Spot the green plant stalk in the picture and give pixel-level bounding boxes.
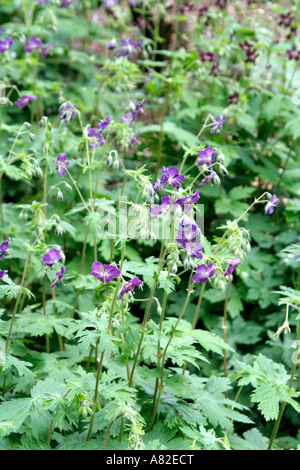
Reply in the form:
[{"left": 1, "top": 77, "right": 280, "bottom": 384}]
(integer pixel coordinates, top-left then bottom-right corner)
[
  {"left": 148, "top": 281, "right": 194, "bottom": 430},
  {"left": 223, "top": 277, "right": 232, "bottom": 398},
  {"left": 267, "top": 318, "right": 300, "bottom": 450},
  {"left": 182, "top": 283, "right": 206, "bottom": 375}
]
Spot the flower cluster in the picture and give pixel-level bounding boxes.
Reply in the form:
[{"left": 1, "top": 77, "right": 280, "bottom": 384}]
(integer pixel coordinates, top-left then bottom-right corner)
[
  {"left": 239, "top": 40, "right": 259, "bottom": 64},
  {"left": 87, "top": 116, "right": 111, "bottom": 149},
  {"left": 120, "top": 99, "right": 146, "bottom": 127},
  {"left": 25, "top": 37, "right": 53, "bottom": 58},
  {"left": 199, "top": 51, "right": 220, "bottom": 76},
  {"left": 107, "top": 37, "right": 143, "bottom": 57},
  {"left": 0, "top": 237, "right": 11, "bottom": 281},
  {"left": 59, "top": 101, "right": 78, "bottom": 123}
]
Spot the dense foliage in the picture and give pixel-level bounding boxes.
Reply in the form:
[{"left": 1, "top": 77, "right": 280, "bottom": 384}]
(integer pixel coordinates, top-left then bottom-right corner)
[{"left": 0, "top": 0, "right": 299, "bottom": 451}]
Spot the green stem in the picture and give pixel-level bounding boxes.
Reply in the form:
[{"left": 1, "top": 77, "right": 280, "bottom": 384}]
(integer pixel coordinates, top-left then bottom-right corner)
[{"left": 267, "top": 318, "right": 300, "bottom": 450}]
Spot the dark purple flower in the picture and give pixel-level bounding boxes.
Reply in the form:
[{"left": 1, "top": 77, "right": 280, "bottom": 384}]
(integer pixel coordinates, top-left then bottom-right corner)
[
  {"left": 91, "top": 261, "right": 121, "bottom": 283},
  {"left": 264, "top": 194, "right": 280, "bottom": 215},
  {"left": 59, "top": 101, "right": 78, "bottom": 123},
  {"left": 55, "top": 153, "right": 69, "bottom": 176},
  {"left": 199, "top": 51, "right": 217, "bottom": 63},
  {"left": 224, "top": 258, "right": 242, "bottom": 276},
  {"left": 15, "top": 95, "right": 36, "bottom": 109},
  {"left": 51, "top": 265, "right": 66, "bottom": 288},
  {"left": 107, "top": 38, "right": 118, "bottom": 50},
  {"left": 0, "top": 270, "right": 8, "bottom": 280},
  {"left": 239, "top": 41, "right": 259, "bottom": 63},
  {"left": 197, "top": 147, "right": 216, "bottom": 166},
  {"left": 210, "top": 115, "right": 226, "bottom": 134},
  {"left": 0, "top": 237, "right": 11, "bottom": 261},
  {"left": 161, "top": 166, "right": 185, "bottom": 188},
  {"left": 228, "top": 92, "right": 239, "bottom": 105},
  {"left": 279, "top": 12, "right": 293, "bottom": 28},
  {"left": 25, "top": 37, "right": 43, "bottom": 53},
  {"left": 60, "top": 0, "right": 73, "bottom": 5},
  {"left": 287, "top": 45, "right": 300, "bottom": 61},
  {"left": 119, "top": 277, "right": 143, "bottom": 299},
  {"left": 0, "top": 36, "right": 14, "bottom": 54},
  {"left": 215, "top": 0, "right": 227, "bottom": 10},
  {"left": 43, "top": 248, "right": 62, "bottom": 267},
  {"left": 193, "top": 262, "right": 216, "bottom": 283},
  {"left": 117, "top": 37, "right": 143, "bottom": 57}
]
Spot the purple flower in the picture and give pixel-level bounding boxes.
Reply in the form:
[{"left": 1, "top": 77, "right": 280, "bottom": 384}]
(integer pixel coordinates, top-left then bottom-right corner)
[
  {"left": 59, "top": 101, "right": 78, "bottom": 123},
  {"left": 192, "top": 262, "right": 216, "bottom": 283},
  {"left": 198, "top": 167, "right": 215, "bottom": 187},
  {"left": 0, "top": 270, "right": 8, "bottom": 280},
  {"left": 42, "top": 248, "right": 62, "bottom": 267},
  {"left": 184, "top": 242, "right": 204, "bottom": 259},
  {"left": 150, "top": 195, "right": 172, "bottom": 218},
  {"left": 107, "top": 38, "right": 118, "bottom": 50},
  {"left": 210, "top": 115, "right": 226, "bottom": 134},
  {"left": 117, "top": 38, "right": 143, "bottom": 57},
  {"left": 15, "top": 95, "right": 36, "bottom": 109},
  {"left": 176, "top": 219, "right": 200, "bottom": 246},
  {"left": 287, "top": 45, "right": 300, "bottom": 61},
  {"left": 91, "top": 261, "right": 121, "bottom": 283},
  {"left": 239, "top": 41, "right": 259, "bottom": 63},
  {"left": 55, "top": 153, "right": 69, "bottom": 176},
  {"left": 161, "top": 166, "right": 185, "bottom": 188},
  {"left": 264, "top": 194, "right": 280, "bottom": 215},
  {"left": 224, "top": 258, "right": 242, "bottom": 276},
  {"left": 228, "top": 92, "right": 239, "bottom": 105},
  {"left": 0, "top": 36, "right": 14, "bottom": 54},
  {"left": 174, "top": 190, "right": 200, "bottom": 213},
  {"left": 199, "top": 51, "right": 217, "bottom": 63},
  {"left": 279, "top": 12, "right": 293, "bottom": 28},
  {"left": 0, "top": 237, "right": 11, "bottom": 261},
  {"left": 119, "top": 277, "right": 143, "bottom": 299},
  {"left": 41, "top": 43, "right": 53, "bottom": 59},
  {"left": 25, "top": 37, "right": 43, "bottom": 52},
  {"left": 103, "top": 0, "right": 118, "bottom": 9},
  {"left": 197, "top": 147, "right": 216, "bottom": 166},
  {"left": 120, "top": 99, "right": 146, "bottom": 127},
  {"left": 60, "top": 0, "right": 73, "bottom": 6},
  {"left": 51, "top": 265, "right": 66, "bottom": 288}
]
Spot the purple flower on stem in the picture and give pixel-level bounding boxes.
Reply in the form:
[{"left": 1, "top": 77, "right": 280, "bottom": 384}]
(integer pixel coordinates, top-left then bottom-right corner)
[
  {"left": 41, "top": 43, "right": 53, "bottom": 59},
  {"left": 0, "top": 270, "right": 8, "bottom": 280},
  {"left": 176, "top": 220, "right": 200, "bottom": 246},
  {"left": 193, "top": 262, "right": 216, "bottom": 283},
  {"left": 150, "top": 195, "right": 172, "bottom": 219},
  {"left": 15, "top": 95, "right": 36, "bottom": 109},
  {"left": 224, "top": 258, "right": 242, "bottom": 276},
  {"left": 264, "top": 194, "right": 280, "bottom": 215},
  {"left": 120, "top": 99, "right": 146, "bottom": 127},
  {"left": 0, "top": 237, "right": 11, "bottom": 260},
  {"left": 107, "top": 38, "right": 118, "bottom": 50},
  {"left": 184, "top": 242, "right": 204, "bottom": 259},
  {"left": 161, "top": 166, "right": 185, "bottom": 188},
  {"left": 59, "top": 101, "right": 78, "bottom": 123},
  {"left": 55, "top": 153, "right": 69, "bottom": 176},
  {"left": 91, "top": 261, "right": 121, "bottom": 283},
  {"left": 51, "top": 265, "right": 66, "bottom": 288},
  {"left": 60, "top": 0, "right": 73, "bottom": 6},
  {"left": 287, "top": 45, "right": 300, "bottom": 61},
  {"left": 0, "top": 36, "right": 14, "bottom": 54},
  {"left": 119, "top": 277, "right": 143, "bottom": 300},
  {"left": 42, "top": 248, "right": 62, "bottom": 267},
  {"left": 197, "top": 147, "right": 216, "bottom": 166},
  {"left": 174, "top": 190, "right": 200, "bottom": 213},
  {"left": 198, "top": 167, "right": 215, "bottom": 187},
  {"left": 210, "top": 115, "right": 226, "bottom": 134},
  {"left": 25, "top": 37, "right": 43, "bottom": 52}
]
